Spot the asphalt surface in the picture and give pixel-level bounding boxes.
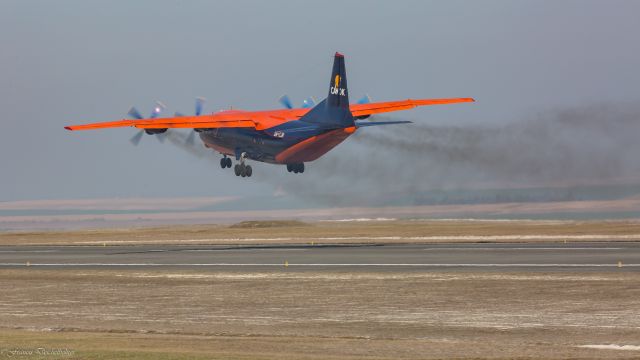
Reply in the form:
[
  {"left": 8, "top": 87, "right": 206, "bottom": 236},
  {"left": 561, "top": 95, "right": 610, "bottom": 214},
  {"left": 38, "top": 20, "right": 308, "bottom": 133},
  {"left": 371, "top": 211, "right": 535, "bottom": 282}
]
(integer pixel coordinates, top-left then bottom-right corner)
[{"left": 1, "top": 242, "right": 639, "bottom": 271}]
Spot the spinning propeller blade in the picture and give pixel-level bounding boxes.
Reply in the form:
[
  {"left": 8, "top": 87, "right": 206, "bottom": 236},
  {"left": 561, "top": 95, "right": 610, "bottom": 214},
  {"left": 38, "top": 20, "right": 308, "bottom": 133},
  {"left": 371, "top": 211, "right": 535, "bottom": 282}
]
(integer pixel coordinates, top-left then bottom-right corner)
[
  {"left": 174, "top": 97, "right": 206, "bottom": 147},
  {"left": 278, "top": 94, "right": 293, "bottom": 109},
  {"left": 150, "top": 101, "right": 166, "bottom": 118},
  {"left": 128, "top": 101, "right": 166, "bottom": 146},
  {"left": 356, "top": 94, "right": 372, "bottom": 104},
  {"left": 195, "top": 97, "right": 206, "bottom": 116},
  {"left": 129, "top": 130, "right": 144, "bottom": 146},
  {"left": 302, "top": 97, "right": 316, "bottom": 108},
  {"left": 127, "top": 107, "right": 143, "bottom": 120}
]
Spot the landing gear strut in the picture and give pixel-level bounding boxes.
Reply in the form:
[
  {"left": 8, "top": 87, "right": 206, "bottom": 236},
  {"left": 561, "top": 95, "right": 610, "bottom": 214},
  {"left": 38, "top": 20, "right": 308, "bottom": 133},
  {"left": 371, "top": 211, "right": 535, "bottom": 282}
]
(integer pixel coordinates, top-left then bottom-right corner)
[
  {"left": 233, "top": 152, "right": 252, "bottom": 177},
  {"left": 286, "top": 163, "right": 305, "bottom": 174},
  {"left": 219, "top": 155, "right": 232, "bottom": 169}
]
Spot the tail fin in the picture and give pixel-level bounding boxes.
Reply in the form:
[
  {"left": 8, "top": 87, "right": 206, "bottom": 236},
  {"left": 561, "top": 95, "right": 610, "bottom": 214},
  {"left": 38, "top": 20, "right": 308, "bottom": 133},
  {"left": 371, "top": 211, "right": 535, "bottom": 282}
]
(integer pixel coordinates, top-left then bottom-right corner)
[
  {"left": 300, "top": 52, "right": 354, "bottom": 128},
  {"left": 327, "top": 52, "right": 349, "bottom": 108}
]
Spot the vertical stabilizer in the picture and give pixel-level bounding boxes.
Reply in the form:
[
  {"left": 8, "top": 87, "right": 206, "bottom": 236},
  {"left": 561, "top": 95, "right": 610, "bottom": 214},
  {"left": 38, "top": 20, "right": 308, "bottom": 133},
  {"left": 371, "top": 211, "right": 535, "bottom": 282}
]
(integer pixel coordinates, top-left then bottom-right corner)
[
  {"left": 327, "top": 52, "right": 349, "bottom": 108},
  {"left": 300, "top": 52, "right": 354, "bottom": 128}
]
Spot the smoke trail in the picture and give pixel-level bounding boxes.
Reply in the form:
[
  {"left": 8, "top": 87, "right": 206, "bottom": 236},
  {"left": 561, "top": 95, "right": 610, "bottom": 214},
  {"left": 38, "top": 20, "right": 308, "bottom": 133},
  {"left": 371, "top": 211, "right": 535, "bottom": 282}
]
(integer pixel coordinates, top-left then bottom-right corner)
[
  {"left": 267, "top": 102, "right": 640, "bottom": 205},
  {"left": 163, "top": 103, "right": 640, "bottom": 206},
  {"left": 351, "top": 103, "right": 640, "bottom": 188}
]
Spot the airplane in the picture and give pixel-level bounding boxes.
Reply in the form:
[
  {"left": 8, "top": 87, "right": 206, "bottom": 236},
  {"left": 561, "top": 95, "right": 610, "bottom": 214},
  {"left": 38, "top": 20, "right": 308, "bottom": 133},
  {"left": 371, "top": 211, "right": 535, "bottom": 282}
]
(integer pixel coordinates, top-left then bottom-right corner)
[{"left": 65, "top": 52, "right": 474, "bottom": 177}]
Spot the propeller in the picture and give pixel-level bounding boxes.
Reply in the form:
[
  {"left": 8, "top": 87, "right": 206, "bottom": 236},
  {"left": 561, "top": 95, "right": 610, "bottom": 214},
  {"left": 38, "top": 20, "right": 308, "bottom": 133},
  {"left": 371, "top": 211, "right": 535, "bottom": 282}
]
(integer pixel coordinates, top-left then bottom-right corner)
[
  {"left": 156, "top": 131, "right": 167, "bottom": 144},
  {"left": 127, "top": 106, "right": 144, "bottom": 120},
  {"left": 129, "top": 130, "right": 145, "bottom": 146},
  {"left": 279, "top": 95, "right": 318, "bottom": 109},
  {"left": 354, "top": 94, "right": 379, "bottom": 121},
  {"left": 356, "top": 94, "right": 371, "bottom": 104},
  {"left": 174, "top": 97, "right": 206, "bottom": 147},
  {"left": 195, "top": 97, "right": 205, "bottom": 116},
  {"left": 279, "top": 94, "right": 369, "bottom": 110},
  {"left": 278, "top": 94, "right": 294, "bottom": 109},
  {"left": 128, "top": 101, "right": 166, "bottom": 146},
  {"left": 150, "top": 101, "right": 166, "bottom": 118},
  {"left": 302, "top": 97, "right": 317, "bottom": 108}
]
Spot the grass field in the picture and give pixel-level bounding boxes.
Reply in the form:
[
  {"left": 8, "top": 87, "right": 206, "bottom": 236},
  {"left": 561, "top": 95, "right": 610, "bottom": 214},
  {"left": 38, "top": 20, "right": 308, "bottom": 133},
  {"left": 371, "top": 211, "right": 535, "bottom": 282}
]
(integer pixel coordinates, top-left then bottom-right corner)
[
  {"left": 2, "top": 220, "right": 640, "bottom": 359},
  {"left": 2, "top": 219, "right": 640, "bottom": 246},
  {"left": 1, "top": 269, "right": 640, "bottom": 359}
]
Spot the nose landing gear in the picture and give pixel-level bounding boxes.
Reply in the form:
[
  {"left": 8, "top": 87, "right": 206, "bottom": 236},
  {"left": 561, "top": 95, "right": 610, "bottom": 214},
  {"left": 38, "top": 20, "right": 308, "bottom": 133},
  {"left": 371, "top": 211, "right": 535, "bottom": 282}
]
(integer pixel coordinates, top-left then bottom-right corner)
[{"left": 219, "top": 155, "right": 232, "bottom": 169}]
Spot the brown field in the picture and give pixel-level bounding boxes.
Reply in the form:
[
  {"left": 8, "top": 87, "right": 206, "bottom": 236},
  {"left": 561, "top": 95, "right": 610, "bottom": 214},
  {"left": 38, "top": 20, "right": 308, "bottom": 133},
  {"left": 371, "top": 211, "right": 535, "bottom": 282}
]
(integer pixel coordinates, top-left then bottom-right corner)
[
  {"left": 1, "top": 269, "right": 640, "bottom": 359},
  {"left": 2, "top": 220, "right": 640, "bottom": 359},
  {"left": 2, "top": 219, "right": 640, "bottom": 246},
  {"left": 1, "top": 195, "right": 639, "bottom": 231}
]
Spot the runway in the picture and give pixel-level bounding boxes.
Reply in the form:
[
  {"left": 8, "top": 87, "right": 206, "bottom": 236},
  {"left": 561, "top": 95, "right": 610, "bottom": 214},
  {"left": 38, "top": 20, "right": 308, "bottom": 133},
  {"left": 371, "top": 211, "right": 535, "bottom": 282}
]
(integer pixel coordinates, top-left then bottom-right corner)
[{"left": 1, "top": 242, "right": 639, "bottom": 270}]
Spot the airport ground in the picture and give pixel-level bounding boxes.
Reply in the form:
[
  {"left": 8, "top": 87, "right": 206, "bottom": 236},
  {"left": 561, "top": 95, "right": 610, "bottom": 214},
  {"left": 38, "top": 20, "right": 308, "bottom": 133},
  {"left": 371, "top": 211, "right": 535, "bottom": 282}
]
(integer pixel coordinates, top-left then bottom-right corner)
[
  {"left": 2, "top": 219, "right": 640, "bottom": 246},
  {"left": 1, "top": 220, "right": 640, "bottom": 359}
]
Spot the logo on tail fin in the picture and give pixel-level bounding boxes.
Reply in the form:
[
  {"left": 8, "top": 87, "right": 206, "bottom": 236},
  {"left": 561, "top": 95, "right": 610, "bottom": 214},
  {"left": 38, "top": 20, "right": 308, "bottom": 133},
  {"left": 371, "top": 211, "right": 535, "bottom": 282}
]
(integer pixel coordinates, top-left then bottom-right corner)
[{"left": 330, "top": 75, "right": 346, "bottom": 96}]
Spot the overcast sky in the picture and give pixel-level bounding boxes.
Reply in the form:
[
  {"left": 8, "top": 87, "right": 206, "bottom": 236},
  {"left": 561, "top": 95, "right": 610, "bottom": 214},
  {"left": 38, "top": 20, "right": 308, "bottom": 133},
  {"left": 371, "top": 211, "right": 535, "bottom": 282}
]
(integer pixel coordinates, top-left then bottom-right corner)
[{"left": 1, "top": 0, "right": 639, "bottom": 202}]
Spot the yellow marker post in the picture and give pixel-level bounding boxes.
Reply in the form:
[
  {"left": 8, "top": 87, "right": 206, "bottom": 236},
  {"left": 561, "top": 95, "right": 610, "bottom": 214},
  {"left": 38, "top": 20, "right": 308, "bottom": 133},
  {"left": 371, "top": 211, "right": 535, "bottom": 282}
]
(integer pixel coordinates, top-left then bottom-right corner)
[
  {"left": 618, "top": 261, "right": 623, "bottom": 268},
  {"left": 103, "top": 242, "right": 106, "bottom": 247},
  {"left": 26, "top": 261, "right": 30, "bottom": 267},
  {"left": 284, "top": 260, "right": 289, "bottom": 268}
]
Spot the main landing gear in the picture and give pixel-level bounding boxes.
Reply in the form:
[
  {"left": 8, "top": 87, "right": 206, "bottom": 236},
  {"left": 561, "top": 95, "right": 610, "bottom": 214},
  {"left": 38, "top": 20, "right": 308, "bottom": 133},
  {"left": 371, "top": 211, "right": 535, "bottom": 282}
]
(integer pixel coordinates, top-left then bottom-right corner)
[
  {"left": 220, "top": 154, "right": 252, "bottom": 177},
  {"left": 286, "top": 163, "right": 305, "bottom": 174},
  {"left": 234, "top": 163, "right": 252, "bottom": 177},
  {"left": 232, "top": 152, "right": 252, "bottom": 177}
]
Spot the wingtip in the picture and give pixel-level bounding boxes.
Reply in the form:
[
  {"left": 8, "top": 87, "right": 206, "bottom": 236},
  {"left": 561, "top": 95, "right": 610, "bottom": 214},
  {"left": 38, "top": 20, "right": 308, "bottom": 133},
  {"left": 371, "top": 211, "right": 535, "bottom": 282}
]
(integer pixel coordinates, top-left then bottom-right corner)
[
  {"left": 64, "top": 126, "right": 73, "bottom": 131},
  {"left": 335, "top": 52, "right": 344, "bottom": 58}
]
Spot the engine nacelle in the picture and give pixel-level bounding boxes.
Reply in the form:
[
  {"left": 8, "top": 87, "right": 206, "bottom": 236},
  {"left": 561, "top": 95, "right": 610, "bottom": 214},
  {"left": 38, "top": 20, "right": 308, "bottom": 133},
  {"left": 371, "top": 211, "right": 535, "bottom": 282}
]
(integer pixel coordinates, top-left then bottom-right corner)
[{"left": 144, "top": 129, "right": 168, "bottom": 135}]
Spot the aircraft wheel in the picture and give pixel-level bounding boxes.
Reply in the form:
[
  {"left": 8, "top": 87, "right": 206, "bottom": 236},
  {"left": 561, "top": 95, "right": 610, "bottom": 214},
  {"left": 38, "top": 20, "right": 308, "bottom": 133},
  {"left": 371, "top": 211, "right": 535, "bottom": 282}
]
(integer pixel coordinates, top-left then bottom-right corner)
[
  {"left": 225, "top": 158, "right": 232, "bottom": 168},
  {"left": 299, "top": 163, "right": 305, "bottom": 173},
  {"left": 234, "top": 164, "right": 241, "bottom": 176},
  {"left": 245, "top": 165, "right": 252, "bottom": 177},
  {"left": 286, "top": 164, "right": 292, "bottom": 172},
  {"left": 220, "top": 158, "right": 226, "bottom": 169}
]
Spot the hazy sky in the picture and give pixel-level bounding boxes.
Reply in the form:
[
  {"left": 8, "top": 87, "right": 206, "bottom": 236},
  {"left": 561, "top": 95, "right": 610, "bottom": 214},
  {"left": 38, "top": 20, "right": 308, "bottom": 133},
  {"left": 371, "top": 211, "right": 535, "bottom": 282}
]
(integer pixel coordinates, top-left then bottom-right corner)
[{"left": 1, "top": 0, "right": 640, "bottom": 202}]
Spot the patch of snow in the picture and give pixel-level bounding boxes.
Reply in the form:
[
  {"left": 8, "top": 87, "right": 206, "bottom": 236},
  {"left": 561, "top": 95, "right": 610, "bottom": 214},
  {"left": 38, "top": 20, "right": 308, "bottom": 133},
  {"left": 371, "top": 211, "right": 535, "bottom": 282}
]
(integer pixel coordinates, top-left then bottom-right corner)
[{"left": 578, "top": 344, "right": 640, "bottom": 351}]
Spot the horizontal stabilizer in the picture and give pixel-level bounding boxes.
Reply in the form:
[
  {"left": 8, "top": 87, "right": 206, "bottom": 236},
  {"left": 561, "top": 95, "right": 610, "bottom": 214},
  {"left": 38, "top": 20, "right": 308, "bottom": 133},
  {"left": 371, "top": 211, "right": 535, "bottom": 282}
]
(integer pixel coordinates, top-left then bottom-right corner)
[{"left": 355, "top": 120, "right": 412, "bottom": 128}]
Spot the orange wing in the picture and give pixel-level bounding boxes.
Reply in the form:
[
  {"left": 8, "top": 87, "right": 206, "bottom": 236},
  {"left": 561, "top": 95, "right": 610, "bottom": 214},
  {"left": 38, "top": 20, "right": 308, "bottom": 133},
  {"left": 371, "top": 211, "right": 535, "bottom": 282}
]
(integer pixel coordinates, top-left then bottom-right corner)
[
  {"left": 350, "top": 97, "right": 475, "bottom": 118},
  {"left": 64, "top": 109, "right": 309, "bottom": 132},
  {"left": 64, "top": 98, "right": 473, "bottom": 131}
]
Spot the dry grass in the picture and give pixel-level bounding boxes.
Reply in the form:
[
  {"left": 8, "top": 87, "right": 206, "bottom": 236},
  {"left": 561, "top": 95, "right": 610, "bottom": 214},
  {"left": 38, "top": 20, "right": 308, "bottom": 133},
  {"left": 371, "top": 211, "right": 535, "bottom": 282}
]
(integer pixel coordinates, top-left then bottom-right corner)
[
  {"left": 2, "top": 221, "right": 640, "bottom": 358},
  {"left": 1, "top": 269, "right": 640, "bottom": 359},
  {"left": 228, "top": 220, "right": 311, "bottom": 229},
  {"left": 2, "top": 219, "right": 640, "bottom": 245}
]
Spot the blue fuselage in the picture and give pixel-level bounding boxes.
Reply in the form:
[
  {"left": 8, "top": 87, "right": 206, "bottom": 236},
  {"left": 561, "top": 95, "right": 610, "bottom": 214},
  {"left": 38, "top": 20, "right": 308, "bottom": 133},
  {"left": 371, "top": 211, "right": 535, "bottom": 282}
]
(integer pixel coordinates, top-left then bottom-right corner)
[{"left": 199, "top": 119, "right": 349, "bottom": 164}]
